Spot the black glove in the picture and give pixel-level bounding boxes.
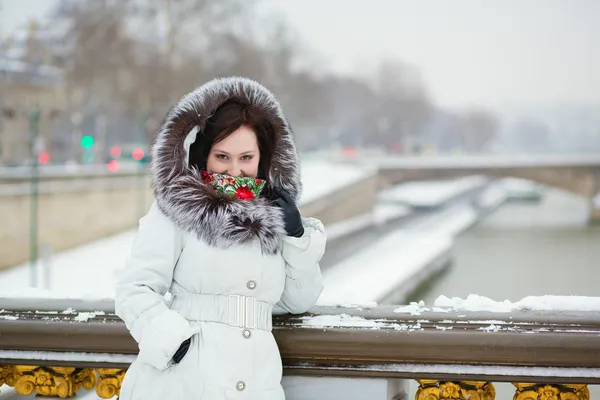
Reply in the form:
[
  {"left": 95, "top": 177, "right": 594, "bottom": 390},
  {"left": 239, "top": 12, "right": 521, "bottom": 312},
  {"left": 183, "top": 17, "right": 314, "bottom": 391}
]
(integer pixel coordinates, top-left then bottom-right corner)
[
  {"left": 172, "top": 337, "right": 191, "bottom": 364},
  {"left": 272, "top": 188, "right": 304, "bottom": 238}
]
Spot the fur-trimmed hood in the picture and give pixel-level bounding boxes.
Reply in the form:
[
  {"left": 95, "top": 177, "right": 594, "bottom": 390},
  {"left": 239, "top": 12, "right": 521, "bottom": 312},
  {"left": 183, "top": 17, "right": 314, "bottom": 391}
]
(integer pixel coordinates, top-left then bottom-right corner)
[{"left": 150, "top": 77, "right": 302, "bottom": 254}]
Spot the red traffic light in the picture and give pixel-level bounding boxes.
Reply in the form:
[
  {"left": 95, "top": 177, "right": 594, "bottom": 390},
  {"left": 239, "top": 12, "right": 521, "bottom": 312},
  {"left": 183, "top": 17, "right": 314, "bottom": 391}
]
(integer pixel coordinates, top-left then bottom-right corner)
[
  {"left": 107, "top": 160, "right": 120, "bottom": 173},
  {"left": 38, "top": 152, "right": 50, "bottom": 165},
  {"left": 132, "top": 148, "right": 145, "bottom": 161},
  {"left": 110, "top": 146, "right": 122, "bottom": 159}
]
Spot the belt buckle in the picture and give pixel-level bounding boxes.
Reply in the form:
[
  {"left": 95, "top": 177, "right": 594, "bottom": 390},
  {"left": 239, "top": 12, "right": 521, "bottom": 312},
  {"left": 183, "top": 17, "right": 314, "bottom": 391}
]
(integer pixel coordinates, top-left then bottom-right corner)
[
  {"left": 228, "top": 295, "right": 241, "bottom": 327},
  {"left": 228, "top": 294, "right": 257, "bottom": 328},
  {"left": 245, "top": 297, "right": 257, "bottom": 329}
]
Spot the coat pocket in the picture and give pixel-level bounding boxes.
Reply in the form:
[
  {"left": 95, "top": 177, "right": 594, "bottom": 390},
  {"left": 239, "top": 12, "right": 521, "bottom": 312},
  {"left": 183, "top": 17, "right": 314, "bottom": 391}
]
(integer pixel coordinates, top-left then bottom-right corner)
[{"left": 124, "top": 331, "right": 205, "bottom": 399}]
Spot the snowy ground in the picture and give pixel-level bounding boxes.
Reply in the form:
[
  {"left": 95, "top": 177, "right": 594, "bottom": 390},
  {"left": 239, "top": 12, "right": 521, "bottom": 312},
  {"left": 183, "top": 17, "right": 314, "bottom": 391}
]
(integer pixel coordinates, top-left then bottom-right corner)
[
  {"left": 299, "top": 160, "right": 377, "bottom": 205},
  {"left": 378, "top": 175, "right": 488, "bottom": 208}
]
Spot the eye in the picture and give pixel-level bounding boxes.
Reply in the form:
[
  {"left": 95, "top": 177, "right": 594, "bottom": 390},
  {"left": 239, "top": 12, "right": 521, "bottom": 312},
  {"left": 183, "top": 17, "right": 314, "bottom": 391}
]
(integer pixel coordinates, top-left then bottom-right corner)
[
  {"left": 215, "top": 154, "right": 228, "bottom": 160},
  {"left": 241, "top": 155, "right": 253, "bottom": 161}
]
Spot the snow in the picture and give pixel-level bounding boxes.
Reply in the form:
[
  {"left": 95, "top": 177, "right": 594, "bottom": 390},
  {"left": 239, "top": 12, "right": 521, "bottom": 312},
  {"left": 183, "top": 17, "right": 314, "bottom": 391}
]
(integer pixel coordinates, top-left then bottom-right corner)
[
  {"left": 393, "top": 302, "right": 450, "bottom": 315},
  {"left": 0, "top": 350, "right": 135, "bottom": 364},
  {"left": 325, "top": 214, "right": 376, "bottom": 241},
  {"left": 326, "top": 204, "right": 411, "bottom": 241},
  {"left": 301, "top": 314, "right": 381, "bottom": 329},
  {"left": 378, "top": 176, "right": 488, "bottom": 208},
  {"left": 474, "top": 183, "right": 508, "bottom": 209},
  {"left": 73, "top": 311, "right": 106, "bottom": 322},
  {"left": 0, "top": 230, "right": 136, "bottom": 299},
  {"left": 299, "top": 314, "right": 424, "bottom": 332},
  {"left": 373, "top": 203, "right": 413, "bottom": 222},
  {"left": 434, "top": 294, "right": 600, "bottom": 312},
  {"left": 501, "top": 178, "right": 544, "bottom": 200},
  {"left": 0, "top": 308, "right": 106, "bottom": 323},
  {"left": 394, "top": 302, "right": 430, "bottom": 316},
  {"left": 292, "top": 362, "right": 600, "bottom": 379},
  {"left": 409, "top": 204, "right": 478, "bottom": 236},
  {"left": 317, "top": 231, "right": 452, "bottom": 306},
  {"left": 299, "top": 161, "right": 377, "bottom": 205}
]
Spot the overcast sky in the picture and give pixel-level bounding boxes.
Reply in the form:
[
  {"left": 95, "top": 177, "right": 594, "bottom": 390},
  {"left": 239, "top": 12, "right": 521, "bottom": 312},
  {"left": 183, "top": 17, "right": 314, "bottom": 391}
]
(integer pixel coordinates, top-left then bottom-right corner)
[{"left": 2, "top": 0, "right": 599, "bottom": 111}]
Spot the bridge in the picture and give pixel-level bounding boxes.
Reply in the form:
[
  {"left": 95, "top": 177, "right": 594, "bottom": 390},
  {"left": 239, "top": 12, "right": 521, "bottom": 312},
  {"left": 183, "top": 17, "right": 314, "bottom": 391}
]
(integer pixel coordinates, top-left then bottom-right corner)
[{"left": 337, "top": 153, "right": 600, "bottom": 222}]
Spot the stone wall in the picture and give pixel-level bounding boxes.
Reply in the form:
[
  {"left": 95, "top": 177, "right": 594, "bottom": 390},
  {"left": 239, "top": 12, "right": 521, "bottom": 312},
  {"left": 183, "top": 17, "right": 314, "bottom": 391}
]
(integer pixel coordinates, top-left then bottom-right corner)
[{"left": 0, "top": 177, "right": 154, "bottom": 270}]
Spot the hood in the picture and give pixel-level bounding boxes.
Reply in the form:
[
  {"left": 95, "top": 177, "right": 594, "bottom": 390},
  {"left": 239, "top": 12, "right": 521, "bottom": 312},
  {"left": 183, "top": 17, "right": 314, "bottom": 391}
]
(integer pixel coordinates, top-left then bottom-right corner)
[{"left": 150, "top": 76, "right": 302, "bottom": 254}]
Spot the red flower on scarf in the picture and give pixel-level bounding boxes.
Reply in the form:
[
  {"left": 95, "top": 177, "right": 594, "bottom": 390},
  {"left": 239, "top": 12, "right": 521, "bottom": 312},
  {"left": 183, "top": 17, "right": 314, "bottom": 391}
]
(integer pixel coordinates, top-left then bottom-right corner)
[
  {"left": 234, "top": 186, "right": 255, "bottom": 200},
  {"left": 201, "top": 170, "right": 211, "bottom": 183}
]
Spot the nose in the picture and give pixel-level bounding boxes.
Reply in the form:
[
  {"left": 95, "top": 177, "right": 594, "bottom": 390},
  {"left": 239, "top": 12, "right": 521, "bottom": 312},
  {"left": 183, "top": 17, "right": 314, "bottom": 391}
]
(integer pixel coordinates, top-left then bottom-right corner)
[{"left": 227, "top": 162, "right": 242, "bottom": 177}]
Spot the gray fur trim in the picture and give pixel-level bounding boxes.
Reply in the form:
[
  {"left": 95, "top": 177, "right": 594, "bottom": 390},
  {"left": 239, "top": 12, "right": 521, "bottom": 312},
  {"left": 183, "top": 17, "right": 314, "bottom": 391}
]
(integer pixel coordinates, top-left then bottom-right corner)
[{"left": 150, "top": 77, "right": 302, "bottom": 254}]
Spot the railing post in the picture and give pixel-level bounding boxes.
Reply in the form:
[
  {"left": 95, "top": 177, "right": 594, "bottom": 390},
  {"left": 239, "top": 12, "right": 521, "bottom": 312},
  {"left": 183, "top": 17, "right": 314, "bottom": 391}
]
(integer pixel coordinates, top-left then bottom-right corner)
[
  {"left": 95, "top": 368, "right": 125, "bottom": 399},
  {"left": 0, "top": 366, "right": 96, "bottom": 398},
  {"left": 513, "top": 383, "right": 590, "bottom": 400},
  {"left": 415, "top": 380, "right": 496, "bottom": 400}
]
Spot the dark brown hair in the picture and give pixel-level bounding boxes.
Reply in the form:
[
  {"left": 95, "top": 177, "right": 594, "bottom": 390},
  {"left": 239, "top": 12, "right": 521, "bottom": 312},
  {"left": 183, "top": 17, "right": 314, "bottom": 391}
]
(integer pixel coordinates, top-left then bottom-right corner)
[{"left": 188, "top": 101, "right": 275, "bottom": 193}]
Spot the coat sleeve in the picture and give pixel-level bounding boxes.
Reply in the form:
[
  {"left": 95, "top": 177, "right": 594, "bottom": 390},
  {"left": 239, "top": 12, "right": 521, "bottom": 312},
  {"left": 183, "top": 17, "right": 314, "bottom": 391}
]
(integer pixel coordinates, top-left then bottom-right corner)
[
  {"left": 115, "top": 202, "right": 200, "bottom": 370},
  {"left": 276, "top": 217, "right": 326, "bottom": 314}
]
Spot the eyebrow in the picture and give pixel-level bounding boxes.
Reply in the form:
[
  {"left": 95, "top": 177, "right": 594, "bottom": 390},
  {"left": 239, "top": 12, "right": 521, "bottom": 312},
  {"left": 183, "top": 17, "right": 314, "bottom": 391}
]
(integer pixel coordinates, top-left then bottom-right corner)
[{"left": 212, "top": 149, "right": 257, "bottom": 156}]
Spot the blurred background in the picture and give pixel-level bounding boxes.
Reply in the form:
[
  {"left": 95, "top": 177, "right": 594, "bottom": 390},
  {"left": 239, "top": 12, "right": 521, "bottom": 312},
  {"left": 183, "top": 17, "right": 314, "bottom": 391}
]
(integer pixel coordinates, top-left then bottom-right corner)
[
  {"left": 1, "top": 0, "right": 600, "bottom": 398},
  {"left": 1, "top": 0, "right": 600, "bottom": 295},
  {"left": 1, "top": 0, "right": 599, "bottom": 164},
  {"left": 1, "top": 0, "right": 599, "bottom": 299}
]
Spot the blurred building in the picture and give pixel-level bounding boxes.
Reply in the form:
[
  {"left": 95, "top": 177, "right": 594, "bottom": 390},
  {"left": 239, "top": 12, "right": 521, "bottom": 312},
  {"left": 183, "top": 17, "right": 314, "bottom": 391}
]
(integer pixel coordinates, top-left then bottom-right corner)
[{"left": 0, "top": 19, "right": 67, "bottom": 165}]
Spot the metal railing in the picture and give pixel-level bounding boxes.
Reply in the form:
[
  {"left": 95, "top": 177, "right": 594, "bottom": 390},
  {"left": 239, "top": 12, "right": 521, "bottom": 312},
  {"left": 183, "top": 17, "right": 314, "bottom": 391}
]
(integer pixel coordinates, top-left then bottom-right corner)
[{"left": 1, "top": 298, "right": 599, "bottom": 399}]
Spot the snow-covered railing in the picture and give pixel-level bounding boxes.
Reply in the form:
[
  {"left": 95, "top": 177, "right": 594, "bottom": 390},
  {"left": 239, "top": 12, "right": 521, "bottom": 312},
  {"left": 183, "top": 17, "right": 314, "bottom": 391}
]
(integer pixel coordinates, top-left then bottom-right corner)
[{"left": 1, "top": 298, "right": 600, "bottom": 399}]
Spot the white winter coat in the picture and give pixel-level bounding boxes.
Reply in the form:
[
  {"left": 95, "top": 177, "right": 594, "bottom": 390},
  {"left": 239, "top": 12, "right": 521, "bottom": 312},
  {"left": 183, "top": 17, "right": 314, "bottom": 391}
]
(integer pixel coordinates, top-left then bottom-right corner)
[{"left": 115, "top": 77, "right": 326, "bottom": 400}]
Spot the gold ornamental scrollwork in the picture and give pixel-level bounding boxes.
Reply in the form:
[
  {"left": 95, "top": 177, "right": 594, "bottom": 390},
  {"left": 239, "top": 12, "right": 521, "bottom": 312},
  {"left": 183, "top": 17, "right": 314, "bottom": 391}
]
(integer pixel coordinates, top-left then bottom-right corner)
[
  {"left": 0, "top": 365, "right": 15, "bottom": 387},
  {"left": 6, "top": 366, "right": 96, "bottom": 398},
  {"left": 513, "top": 383, "right": 590, "bottom": 400},
  {"left": 96, "top": 368, "right": 126, "bottom": 399},
  {"left": 416, "top": 380, "right": 496, "bottom": 400}
]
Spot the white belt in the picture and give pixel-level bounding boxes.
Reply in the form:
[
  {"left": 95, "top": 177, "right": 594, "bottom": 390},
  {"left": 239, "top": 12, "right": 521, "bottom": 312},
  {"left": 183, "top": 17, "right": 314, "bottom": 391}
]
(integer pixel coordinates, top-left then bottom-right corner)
[{"left": 169, "top": 293, "right": 273, "bottom": 331}]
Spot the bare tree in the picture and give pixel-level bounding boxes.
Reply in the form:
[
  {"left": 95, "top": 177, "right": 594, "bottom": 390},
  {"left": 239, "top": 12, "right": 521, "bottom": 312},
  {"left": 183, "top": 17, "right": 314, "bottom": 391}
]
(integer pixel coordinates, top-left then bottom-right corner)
[
  {"left": 364, "top": 60, "right": 435, "bottom": 149},
  {"left": 457, "top": 109, "right": 500, "bottom": 152},
  {"left": 47, "top": 0, "right": 444, "bottom": 154}
]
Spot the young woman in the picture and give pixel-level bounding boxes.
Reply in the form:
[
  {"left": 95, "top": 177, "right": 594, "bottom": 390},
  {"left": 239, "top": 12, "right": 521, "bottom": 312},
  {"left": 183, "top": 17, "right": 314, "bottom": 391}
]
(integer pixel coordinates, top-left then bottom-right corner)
[{"left": 115, "top": 77, "right": 326, "bottom": 399}]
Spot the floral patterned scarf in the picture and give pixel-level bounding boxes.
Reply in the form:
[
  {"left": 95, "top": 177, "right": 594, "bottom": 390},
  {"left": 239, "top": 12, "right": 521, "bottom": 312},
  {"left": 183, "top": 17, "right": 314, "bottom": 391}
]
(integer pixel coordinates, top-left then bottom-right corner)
[{"left": 201, "top": 171, "right": 266, "bottom": 200}]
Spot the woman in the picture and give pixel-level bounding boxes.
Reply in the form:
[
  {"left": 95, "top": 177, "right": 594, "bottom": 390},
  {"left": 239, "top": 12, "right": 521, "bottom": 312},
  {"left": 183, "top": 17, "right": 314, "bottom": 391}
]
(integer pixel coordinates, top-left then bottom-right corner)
[{"left": 115, "top": 76, "right": 326, "bottom": 399}]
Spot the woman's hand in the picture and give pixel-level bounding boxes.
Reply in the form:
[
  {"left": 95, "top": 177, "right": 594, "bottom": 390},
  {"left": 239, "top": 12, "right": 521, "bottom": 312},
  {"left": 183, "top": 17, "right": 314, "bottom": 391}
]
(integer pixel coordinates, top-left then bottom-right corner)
[
  {"left": 271, "top": 188, "right": 304, "bottom": 238},
  {"left": 172, "top": 337, "right": 191, "bottom": 364}
]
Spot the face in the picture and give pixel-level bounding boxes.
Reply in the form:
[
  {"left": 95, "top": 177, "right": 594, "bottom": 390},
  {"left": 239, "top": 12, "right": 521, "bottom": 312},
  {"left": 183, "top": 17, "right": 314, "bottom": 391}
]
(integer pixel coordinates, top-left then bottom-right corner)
[{"left": 206, "top": 125, "right": 260, "bottom": 178}]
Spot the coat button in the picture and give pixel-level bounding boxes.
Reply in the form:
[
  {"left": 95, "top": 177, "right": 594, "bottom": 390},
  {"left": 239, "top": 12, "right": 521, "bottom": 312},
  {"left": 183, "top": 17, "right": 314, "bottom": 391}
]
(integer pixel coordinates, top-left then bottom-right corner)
[
  {"left": 236, "top": 381, "right": 246, "bottom": 391},
  {"left": 242, "top": 329, "right": 251, "bottom": 339},
  {"left": 246, "top": 280, "right": 257, "bottom": 290}
]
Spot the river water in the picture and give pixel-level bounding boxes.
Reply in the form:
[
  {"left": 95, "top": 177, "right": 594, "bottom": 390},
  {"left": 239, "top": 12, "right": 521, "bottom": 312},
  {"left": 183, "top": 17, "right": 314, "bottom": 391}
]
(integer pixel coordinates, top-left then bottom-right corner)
[{"left": 410, "top": 187, "right": 600, "bottom": 400}]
